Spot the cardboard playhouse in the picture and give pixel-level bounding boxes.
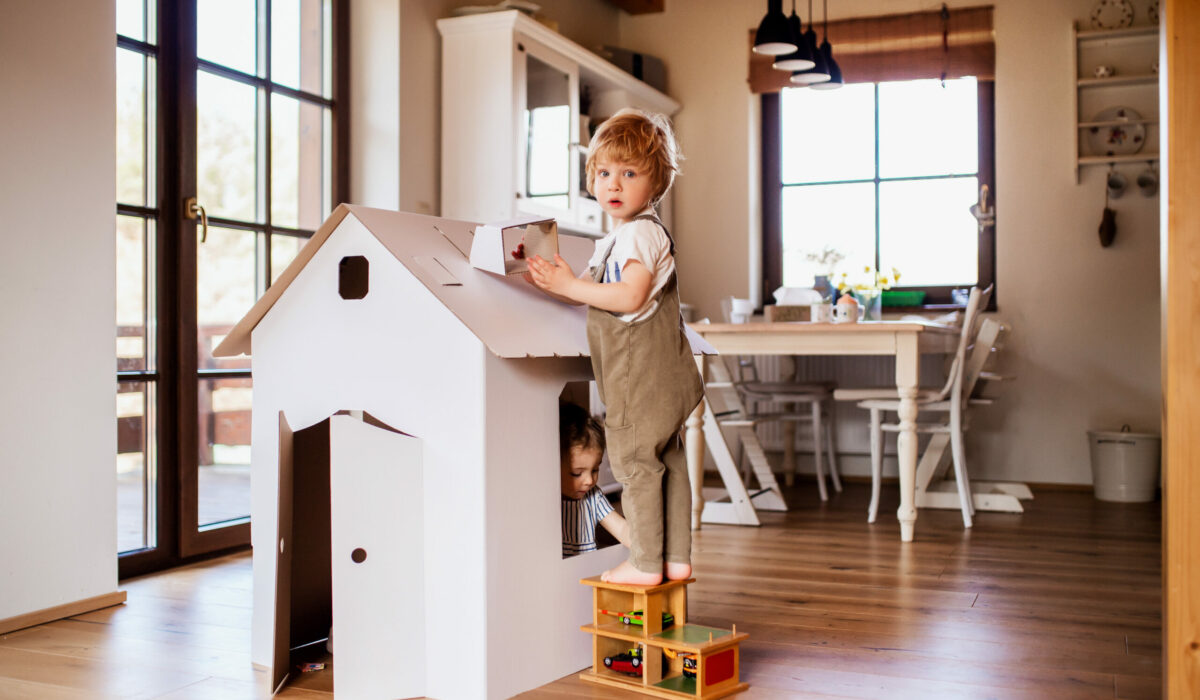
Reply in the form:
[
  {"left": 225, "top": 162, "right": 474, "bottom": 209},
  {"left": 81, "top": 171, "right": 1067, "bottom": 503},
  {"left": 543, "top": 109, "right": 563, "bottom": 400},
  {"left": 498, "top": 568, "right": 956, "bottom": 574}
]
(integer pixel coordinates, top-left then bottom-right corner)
[{"left": 213, "top": 204, "right": 713, "bottom": 700}]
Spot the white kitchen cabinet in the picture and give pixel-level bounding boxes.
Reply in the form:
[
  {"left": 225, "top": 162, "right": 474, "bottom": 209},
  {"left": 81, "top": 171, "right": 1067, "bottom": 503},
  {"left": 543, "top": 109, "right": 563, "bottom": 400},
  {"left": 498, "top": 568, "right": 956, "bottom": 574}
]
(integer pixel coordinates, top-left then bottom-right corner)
[{"left": 438, "top": 10, "right": 680, "bottom": 236}]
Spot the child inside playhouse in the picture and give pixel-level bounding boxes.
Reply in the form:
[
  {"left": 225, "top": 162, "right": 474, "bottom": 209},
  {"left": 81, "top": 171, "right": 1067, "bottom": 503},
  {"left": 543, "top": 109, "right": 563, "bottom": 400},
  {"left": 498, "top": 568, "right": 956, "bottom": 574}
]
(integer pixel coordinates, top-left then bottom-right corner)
[
  {"left": 526, "top": 108, "right": 704, "bottom": 586},
  {"left": 560, "top": 401, "right": 629, "bottom": 557}
]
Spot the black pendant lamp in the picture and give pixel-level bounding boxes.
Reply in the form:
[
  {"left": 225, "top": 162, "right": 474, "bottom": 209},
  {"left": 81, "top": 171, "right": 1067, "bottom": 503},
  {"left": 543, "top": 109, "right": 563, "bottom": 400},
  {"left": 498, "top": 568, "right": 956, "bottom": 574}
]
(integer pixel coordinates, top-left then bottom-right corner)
[
  {"left": 789, "top": 0, "right": 830, "bottom": 85},
  {"left": 772, "top": 0, "right": 816, "bottom": 71},
  {"left": 810, "top": 0, "right": 844, "bottom": 90},
  {"left": 753, "top": 0, "right": 798, "bottom": 56}
]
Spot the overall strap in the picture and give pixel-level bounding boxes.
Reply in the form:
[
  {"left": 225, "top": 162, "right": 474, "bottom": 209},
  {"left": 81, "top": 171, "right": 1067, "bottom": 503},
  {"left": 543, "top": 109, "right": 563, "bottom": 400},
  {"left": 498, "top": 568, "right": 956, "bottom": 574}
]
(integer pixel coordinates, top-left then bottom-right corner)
[
  {"left": 631, "top": 214, "right": 675, "bottom": 256},
  {"left": 591, "top": 214, "right": 676, "bottom": 284}
]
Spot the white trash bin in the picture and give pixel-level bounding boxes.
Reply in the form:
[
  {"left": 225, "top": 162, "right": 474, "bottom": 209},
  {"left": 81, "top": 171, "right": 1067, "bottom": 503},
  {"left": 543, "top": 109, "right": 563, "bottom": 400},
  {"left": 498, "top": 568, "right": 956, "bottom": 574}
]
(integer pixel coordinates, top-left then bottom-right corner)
[{"left": 1087, "top": 425, "right": 1161, "bottom": 502}]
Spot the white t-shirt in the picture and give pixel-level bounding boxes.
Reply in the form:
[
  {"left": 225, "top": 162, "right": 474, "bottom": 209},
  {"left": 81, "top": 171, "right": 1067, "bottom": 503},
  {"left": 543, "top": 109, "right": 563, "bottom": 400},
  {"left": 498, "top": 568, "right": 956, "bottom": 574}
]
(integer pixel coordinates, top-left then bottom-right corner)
[{"left": 587, "top": 209, "right": 676, "bottom": 323}]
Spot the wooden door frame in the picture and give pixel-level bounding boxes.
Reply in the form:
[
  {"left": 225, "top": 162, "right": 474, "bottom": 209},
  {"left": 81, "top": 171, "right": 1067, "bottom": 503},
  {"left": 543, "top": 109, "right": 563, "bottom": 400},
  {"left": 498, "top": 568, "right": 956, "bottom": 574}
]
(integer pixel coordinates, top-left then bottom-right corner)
[{"left": 1162, "top": 0, "right": 1200, "bottom": 695}]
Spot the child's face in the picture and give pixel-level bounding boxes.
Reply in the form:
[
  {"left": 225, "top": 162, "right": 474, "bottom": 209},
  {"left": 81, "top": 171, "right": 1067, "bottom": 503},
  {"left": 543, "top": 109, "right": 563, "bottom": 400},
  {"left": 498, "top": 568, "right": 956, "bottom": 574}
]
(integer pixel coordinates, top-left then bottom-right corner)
[
  {"left": 561, "top": 445, "right": 603, "bottom": 500},
  {"left": 592, "top": 159, "right": 655, "bottom": 225}
]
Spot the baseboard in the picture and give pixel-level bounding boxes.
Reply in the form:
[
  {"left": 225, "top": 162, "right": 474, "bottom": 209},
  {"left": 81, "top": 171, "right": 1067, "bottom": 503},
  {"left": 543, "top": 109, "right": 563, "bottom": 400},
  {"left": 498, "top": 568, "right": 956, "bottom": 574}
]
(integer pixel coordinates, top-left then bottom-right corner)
[{"left": 0, "top": 590, "right": 127, "bottom": 635}]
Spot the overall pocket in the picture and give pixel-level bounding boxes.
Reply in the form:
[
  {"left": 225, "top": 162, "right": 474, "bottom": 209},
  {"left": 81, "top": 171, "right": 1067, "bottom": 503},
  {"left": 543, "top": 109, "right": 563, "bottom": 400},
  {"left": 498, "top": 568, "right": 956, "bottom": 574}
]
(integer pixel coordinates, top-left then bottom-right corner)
[{"left": 603, "top": 422, "right": 637, "bottom": 484}]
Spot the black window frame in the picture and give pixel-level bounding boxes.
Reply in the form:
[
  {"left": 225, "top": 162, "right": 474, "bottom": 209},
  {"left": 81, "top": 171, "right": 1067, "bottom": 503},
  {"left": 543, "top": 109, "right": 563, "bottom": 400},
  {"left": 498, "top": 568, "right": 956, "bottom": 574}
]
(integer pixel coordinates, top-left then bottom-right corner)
[{"left": 761, "top": 80, "right": 997, "bottom": 309}]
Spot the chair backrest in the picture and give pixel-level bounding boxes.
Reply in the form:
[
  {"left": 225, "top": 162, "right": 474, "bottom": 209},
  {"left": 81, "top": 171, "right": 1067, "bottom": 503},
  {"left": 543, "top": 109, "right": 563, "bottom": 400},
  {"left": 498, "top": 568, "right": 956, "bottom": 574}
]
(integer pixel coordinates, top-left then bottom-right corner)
[
  {"left": 931, "top": 284, "right": 992, "bottom": 400},
  {"left": 954, "top": 317, "right": 1004, "bottom": 408}
]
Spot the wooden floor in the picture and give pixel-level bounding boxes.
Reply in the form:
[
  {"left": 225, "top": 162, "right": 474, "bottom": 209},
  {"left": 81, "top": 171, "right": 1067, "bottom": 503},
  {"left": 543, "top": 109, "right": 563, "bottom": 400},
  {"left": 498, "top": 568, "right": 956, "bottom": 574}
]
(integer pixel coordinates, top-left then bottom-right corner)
[{"left": 0, "top": 483, "right": 1161, "bottom": 699}]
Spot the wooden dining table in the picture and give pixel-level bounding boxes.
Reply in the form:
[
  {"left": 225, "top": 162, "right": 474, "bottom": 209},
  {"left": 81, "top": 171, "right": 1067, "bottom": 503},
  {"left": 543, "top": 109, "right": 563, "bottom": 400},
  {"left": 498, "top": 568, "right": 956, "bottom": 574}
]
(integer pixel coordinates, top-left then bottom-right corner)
[{"left": 685, "top": 320, "right": 959, "bottom": 543}]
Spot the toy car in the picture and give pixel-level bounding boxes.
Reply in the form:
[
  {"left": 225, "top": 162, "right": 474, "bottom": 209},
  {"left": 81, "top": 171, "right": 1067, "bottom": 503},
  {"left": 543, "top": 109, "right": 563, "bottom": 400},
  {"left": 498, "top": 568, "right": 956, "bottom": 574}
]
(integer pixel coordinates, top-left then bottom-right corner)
[
  {"left": 663, "top": 648, "right": 698, "bottom": 679},
  {"left": 598, "top": 609, "right": 675, "bottom": 628},
  {"left": 603, "top": 646, "right": 643, "bottom": 676}
]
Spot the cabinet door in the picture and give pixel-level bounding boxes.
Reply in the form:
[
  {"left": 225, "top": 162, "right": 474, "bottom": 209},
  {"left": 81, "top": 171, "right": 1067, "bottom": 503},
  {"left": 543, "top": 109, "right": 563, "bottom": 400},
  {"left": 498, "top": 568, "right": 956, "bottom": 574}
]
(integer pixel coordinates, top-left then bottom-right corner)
[{"left": 516, "top": 40, "right": 580, "bottom": 225}]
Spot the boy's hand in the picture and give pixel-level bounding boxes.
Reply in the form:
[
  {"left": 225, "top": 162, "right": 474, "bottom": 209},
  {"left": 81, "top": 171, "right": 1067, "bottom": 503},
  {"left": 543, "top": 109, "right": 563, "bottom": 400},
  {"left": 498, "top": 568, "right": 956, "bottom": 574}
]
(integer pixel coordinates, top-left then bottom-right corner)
[{"left": 526, "top": 254, "right": 577, "bottom": 297}]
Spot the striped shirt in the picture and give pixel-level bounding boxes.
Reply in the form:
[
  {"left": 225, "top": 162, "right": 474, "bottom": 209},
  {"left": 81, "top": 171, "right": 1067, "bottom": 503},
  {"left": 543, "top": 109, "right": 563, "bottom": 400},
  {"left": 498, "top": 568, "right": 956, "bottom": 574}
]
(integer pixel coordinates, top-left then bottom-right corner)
[{"left": 562, "top": 486, "right": 615, "bottom": 557}]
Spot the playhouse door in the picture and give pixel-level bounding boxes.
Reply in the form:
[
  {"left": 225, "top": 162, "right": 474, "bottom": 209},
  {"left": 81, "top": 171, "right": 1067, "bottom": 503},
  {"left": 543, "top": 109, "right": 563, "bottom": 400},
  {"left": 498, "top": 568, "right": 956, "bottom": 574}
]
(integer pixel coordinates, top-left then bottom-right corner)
[{"left": 328, "top": 414, "right": 425, "bottom": 699}]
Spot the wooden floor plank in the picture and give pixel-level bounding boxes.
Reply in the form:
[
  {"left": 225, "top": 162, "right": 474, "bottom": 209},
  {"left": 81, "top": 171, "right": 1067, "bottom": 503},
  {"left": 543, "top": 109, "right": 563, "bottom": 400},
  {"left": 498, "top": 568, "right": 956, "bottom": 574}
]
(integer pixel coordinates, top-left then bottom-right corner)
[{"left": 0, "top": 483, "right": 1161, "bottom": 698}]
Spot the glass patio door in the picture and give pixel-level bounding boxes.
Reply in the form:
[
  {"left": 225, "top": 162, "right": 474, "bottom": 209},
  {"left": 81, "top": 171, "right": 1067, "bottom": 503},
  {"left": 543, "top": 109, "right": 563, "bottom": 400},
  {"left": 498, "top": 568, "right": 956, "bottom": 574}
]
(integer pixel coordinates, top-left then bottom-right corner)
[
  {"left": 117, "top": 0, "right": 344, "bottom": 572},
  {"left": 182, "top": 0, "right": 337, "bottom": 555}
]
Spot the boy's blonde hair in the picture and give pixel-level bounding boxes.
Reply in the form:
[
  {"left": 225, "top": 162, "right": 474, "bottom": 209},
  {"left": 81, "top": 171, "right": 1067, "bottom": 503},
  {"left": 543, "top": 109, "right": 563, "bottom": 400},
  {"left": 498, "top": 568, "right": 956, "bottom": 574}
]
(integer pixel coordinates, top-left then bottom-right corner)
[{"left": 585, "top": 108, "right": 681, "bottom": 206}]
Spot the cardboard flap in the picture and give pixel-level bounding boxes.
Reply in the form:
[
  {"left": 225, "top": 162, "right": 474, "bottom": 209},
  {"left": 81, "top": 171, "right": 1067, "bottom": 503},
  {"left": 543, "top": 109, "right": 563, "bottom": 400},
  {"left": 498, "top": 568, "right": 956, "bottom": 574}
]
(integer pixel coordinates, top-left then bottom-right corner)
[
  {"left": 469, "top": 216, "right": 558, "bottom": 276},
  {"left": 413, "top": 256, "right": 462, "bottom": 286}
]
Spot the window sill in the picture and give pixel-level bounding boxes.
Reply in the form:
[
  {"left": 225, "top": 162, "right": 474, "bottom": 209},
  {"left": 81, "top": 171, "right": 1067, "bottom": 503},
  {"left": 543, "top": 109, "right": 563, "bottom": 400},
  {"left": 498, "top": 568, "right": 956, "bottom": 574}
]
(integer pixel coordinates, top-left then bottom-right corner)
[{"left": 883, "top": 303, "right": 965, "bottom": 312}]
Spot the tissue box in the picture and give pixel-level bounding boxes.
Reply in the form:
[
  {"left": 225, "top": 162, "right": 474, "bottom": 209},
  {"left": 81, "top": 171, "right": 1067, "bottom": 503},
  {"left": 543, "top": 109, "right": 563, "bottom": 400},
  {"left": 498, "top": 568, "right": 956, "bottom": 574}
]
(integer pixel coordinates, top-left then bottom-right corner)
[{"left": 765, "top": 305, "right": 811, "bottom": 323}]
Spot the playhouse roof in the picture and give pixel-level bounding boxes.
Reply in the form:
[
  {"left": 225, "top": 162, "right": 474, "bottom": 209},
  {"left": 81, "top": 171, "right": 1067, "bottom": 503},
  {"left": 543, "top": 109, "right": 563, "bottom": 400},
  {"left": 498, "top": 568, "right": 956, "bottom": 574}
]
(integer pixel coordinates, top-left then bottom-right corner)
[{"left": 213, "top": 204, "right": 714, "bottom": 360}]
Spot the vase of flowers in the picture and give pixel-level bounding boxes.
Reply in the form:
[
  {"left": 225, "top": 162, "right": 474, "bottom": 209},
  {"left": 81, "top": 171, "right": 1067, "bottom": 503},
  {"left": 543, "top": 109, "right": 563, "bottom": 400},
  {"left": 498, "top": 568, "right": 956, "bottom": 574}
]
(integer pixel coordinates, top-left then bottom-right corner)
[
  {"left": 804, "top": 246, "right": 845, "bottom": 302},
  {"left": 836, "top": 266, "right": 900, "bottom": 321}
]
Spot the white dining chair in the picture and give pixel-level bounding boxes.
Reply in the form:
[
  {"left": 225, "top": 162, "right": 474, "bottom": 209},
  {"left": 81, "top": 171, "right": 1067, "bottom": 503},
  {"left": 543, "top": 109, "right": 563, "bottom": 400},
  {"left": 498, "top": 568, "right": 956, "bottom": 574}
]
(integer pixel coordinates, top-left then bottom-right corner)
[
  {"left": 719, "top": 297, "right": 842, "bottom": 500},
  {"left": 832, "top": 285, "right": 994, "bottom": 525}
]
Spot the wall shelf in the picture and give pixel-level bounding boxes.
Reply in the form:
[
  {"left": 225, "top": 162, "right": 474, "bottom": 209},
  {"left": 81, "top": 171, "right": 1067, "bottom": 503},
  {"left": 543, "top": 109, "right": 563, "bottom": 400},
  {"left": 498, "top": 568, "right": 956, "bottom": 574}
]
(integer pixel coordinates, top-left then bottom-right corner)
[
  {"left": 1071, "top": 21, "right": 1161, "bottom": 183},
  {"left": 1077, "top": 74, "right": 1158, "bottom": 88},
  {"left": 1077, "top": 153, "right": 1159, "bottom": 165}
]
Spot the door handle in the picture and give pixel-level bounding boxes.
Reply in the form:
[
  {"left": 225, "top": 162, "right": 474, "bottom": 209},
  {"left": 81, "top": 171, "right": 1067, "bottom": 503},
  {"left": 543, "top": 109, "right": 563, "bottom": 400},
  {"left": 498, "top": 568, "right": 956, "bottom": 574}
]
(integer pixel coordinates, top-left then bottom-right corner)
[{"left": 184, "top": 196, "right": 208, "bottom": 243}]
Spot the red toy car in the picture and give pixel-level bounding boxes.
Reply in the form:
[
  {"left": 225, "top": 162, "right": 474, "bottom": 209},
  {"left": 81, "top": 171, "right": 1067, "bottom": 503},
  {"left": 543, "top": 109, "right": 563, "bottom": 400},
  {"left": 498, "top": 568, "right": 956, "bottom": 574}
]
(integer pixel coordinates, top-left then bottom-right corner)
[{"left": 603, "top": 646, "right": 643, "bottom": 676}]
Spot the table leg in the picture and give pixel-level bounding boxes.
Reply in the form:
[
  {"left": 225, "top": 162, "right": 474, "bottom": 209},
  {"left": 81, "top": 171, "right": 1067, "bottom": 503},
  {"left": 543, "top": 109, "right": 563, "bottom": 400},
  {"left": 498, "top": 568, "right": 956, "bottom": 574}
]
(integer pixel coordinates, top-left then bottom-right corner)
[
  {"left": 895, "top": 334, "right": 920, "bottom": 542},
  {"left": 687, "top": 356, "right": 707, "bottom": 530}
]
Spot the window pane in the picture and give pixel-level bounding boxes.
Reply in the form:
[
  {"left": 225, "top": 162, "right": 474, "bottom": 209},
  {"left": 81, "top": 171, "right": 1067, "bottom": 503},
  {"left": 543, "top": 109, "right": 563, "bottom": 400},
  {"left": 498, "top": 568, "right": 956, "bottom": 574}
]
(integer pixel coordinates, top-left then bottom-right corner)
[
  {"left": 198, "top": 72, "right": 259, "bottom": 222},
  {"left": 198, "top": 0, "right": 258, "bottom": 75},
  {"left": 117, "top": 215, "right": 150, "bottom": 371},
  {"left": 198, "top": 226, "right": 258, "bottom": 364},
  {"left": 272, "top": 0, "right": 329, "bottom": 96},
  {"left": 781, "top": 182, "right": 876, "bottom": 288},
  {"left": 781, "top": 83, "right": 876, "bottom": 184},
  {"left": 198, "top": 226, "right": 255, "bottom": 375},
  {"left": 116, "top": 48, "right": 147, "bottom": 206},
  {"left": 879, "top": 177, "right": 979, "bottom": 287},
  {"left": 116, "top": 0, "right": 144, "bottom": 42},
  {"left": 117, "top": 381, "right": 156, "bottom": 553},
  {"left": 879, "top": 78, "right": 978, "bottom": 178},
  {"left": 527, "top": 105, "right": 570, "bottom": 201},
  {"left": 271, "top": 94, "right": 327, "bottom": 230},
  {"left": 198, "top": 376, "right": 251, "bottom": 528},
  {"left": 271, "top": 233, "right": 306, "bottom": 283}
]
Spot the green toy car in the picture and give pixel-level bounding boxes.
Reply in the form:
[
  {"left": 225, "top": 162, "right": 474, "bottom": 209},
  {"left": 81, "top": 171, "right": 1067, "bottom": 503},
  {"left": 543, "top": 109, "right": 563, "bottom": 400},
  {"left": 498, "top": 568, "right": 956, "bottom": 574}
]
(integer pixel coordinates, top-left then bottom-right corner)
[{"left": 598, "top": 608, "right": 675, "bottom": 628}]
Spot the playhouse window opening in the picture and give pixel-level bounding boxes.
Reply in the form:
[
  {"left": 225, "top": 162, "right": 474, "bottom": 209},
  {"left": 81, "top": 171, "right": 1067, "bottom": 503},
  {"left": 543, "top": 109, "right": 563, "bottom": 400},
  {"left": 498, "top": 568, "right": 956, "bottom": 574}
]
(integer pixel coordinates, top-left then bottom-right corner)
[
  {"left": 338, "top": 255, "right": 369, "bottom": 299},
  {"left": 559, "top": 383, "right": 620, "bottom": 559}
]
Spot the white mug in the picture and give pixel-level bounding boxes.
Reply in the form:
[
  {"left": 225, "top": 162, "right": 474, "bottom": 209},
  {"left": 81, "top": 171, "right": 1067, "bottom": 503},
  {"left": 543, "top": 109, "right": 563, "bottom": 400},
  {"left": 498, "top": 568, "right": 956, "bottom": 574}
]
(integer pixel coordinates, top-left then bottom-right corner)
[
  {"left": 809, "top": 303, "right": 833, "bottom": 323},
  {"left": 833, "top": 301, "right": 859, "bottom": 324}
]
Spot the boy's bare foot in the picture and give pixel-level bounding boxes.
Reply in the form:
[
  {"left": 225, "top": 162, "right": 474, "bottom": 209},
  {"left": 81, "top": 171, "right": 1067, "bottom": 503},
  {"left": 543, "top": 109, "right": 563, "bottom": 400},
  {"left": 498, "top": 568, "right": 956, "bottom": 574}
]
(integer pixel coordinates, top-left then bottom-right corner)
[
  {"left": 601, "top": 559, "right": 663, "bottom": 586},
  {"left": 664, "top": 561, "right": 692, "bottom": 580}
]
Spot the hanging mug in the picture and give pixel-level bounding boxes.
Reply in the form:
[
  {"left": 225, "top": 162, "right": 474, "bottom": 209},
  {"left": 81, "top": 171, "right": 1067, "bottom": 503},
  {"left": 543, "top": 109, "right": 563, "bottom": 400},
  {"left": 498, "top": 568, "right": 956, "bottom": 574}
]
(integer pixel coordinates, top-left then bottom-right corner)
[
  {"left": 1106, "top": 171, "right": 1128, "bottom": 200},
  {"left": 1136, "top": 168, "right": 1158, "bottom": 197}
]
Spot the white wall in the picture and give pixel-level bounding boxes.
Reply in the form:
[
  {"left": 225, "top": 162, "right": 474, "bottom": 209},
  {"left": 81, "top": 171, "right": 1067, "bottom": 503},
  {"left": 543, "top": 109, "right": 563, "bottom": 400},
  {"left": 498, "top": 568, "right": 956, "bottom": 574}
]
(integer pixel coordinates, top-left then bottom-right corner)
[
  {"left": 617, "top": 0, "right": 1162, "bottom": 485},
  {"left": 0, "top": 2, "right": 118, "bottom": 619},
  {"left": 351, "top": 0, "right": 401, "bottom": 209}
]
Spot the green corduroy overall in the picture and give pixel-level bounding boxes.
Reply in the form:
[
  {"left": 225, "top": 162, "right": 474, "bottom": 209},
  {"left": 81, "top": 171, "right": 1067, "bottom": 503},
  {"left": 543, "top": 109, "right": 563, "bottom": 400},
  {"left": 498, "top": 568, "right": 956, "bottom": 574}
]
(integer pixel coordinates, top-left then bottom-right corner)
[{"left": 587, "top": 215, "right": 704, "bottom": 573}]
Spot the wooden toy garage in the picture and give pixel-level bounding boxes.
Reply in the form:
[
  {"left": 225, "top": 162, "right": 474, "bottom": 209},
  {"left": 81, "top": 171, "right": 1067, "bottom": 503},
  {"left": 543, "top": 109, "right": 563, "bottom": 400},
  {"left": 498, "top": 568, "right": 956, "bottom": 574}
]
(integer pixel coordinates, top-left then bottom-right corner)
[{"left": 580, "top": 577, "right": 748, "bottom": 699}]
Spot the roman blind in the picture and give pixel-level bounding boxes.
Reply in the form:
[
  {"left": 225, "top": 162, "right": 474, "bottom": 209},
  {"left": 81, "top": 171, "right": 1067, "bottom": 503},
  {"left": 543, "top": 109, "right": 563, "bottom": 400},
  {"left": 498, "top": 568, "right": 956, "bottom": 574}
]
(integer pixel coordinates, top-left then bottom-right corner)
[{"left": 748, "top": 5, "right": 994, "bottom": 93}]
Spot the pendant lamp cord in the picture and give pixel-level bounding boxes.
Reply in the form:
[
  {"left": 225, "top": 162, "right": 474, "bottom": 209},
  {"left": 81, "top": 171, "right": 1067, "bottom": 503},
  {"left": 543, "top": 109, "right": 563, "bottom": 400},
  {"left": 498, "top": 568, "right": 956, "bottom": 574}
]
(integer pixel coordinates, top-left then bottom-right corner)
[
  {"left": 940, "top": 3, "right": 950, "bottom": 87},
  {"left": 823, "top": 0, "right": 828, "bottom": 38}
]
